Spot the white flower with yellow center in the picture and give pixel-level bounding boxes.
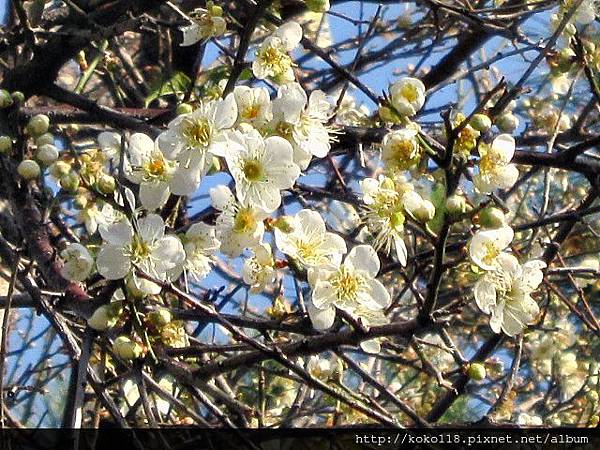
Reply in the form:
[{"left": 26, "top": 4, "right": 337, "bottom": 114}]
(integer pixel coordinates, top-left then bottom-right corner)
[
  {"left": 96, "top": 215, "right": 185, "bottom": 295},
  {"left": 78, "top": 201, "right": 124, "bottom": 236},
  {"left": 242, "top": 242, "right": 277, "bottom": 293},
  {"left": 181, "top": 222, "right": 220, "bottom": 282},
  {"left": 270, "top": 82, "right": 333, "bottom": 169},
  {"left": 473, "top": 134, "right": 519, "bottom": 194},
  {"left": 360, "top": 175, "right": 430, "bottom": 266},
  {"left": 389, "top": 77, "right": 426, "bottom": 117},
  {"left": 126, "top": 133, "right": 177, "bottom": 210},
  {"left": 469, "top": 226, "right": 514, "bottom": 271},
  {"left": 274, "top": 209, "right": 347, "bottom": 267},
  {"left": 180, "top": 2, "right": 227, "bottom": 46},
  {"left": 157, "top": 94, "right": 237, "bottom": 195},
  {"left": 252, "top": 21, "right": 302, "bottom": 84},
  {"left": 381, "top": 126, "right": 422, "bottom": 171},
  {"left": 233, "top": 86, "right": 272, "bottom": 128},
  {"left": 210, "top": 185, "right": 267, "bottom": 257},
  {"left": 60, "top": 243, "right": 93, "bottom": 282},
  {"left": 307, "top": 245, "right": 391, "bottom": 331},
  {"left": 97, "top": 131, "right": 123, "bottom": 165},
  {"left": 218, "top": 128, "right": 300, "bottom": 213},
  {"left": 474, "top": 253, "right": 545, "bottom": 336}
]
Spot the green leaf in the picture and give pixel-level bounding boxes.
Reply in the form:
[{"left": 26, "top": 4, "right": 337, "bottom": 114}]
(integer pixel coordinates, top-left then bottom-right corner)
[
  {"left": 426, "top": 182, "right": 447, "bottom": 234},
  {"left": 145, "top": 71, "right": 192, "bottom": 108}
]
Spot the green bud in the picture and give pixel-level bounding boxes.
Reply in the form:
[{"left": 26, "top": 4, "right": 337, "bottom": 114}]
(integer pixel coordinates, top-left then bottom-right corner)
[
  {"left": 445, "top": 194, "right": 469, "bottom": 216},
  {"left": 73, "top": 194, "right": 88, "bottom": 209},
  {"left": 112, "top": 336, "right": 143, "bottom": 360},
  {"left": 60, "top": 172, "right": 80, "bottom": 192},
  {"left": 586, "top": 390, "right": 599, "bottom": 403},
  {"left": 470, "top": 114, "right": 492, "bottom": 133},
  {"left": 496, "top": 113, "right": 519, "bottom": 133},
  {"left": 413, "top": 201, "right": 435, "bottom": 223},
  {"left": 378, "top": 106, "right": 401, "bottom": 124},
  {"left": 0, "top": 135, "right": 12, "bottom": 153},
  {"left": 88, "top": 305, "right": 117, "bottom": 331},
  {"left": 26, "top": 114, "right": 50, "bottom": 137},
  {"left": 148, "top": 308, "right": 172, "bottom": 327},
  {"left": 478, "top": 206, "right": 506, "bottom": 229},
  {"left": 467, "top": 363, "right": 486, "bottom": 381},
  {"left": 0, "top": 90, "right": 13, "bottom": 109},
  {"left": 11, "top": 91, "right": 25, "bottom": 104},
  {"left": 49, "top": 160, "right": 71, "bottom": 178},
  {"left": 305, "top": 0, "right": 330, "bottom": 13},
  {"left": 96, "top": 174, "right": 116, "bottom": 194},
  {"left": 380, "top": 177, "right": 395, "bottom": 191},
  {"left": 35, "top": 144, "right": 59, "bottom": 166},
  {"left": 176, "top": 103, "right": 194, "bottom": 115},
  {"left": 17, "top": 159, "right": 41, "bottom": 180},
  {"left": 35, "top": 132, "right": 55, "bottom": 147},
  {"left": 272, "top": 215, "right": 295, "bottom": 233}
]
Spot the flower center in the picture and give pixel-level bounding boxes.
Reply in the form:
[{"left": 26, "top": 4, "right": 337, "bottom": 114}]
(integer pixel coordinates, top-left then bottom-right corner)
[
  {"left": 129, "top": 234, "right": 153, "bottom": 263},
  {"left": 242, "top": 159, "right": 264, "bottom": 181},
  {"left": 401, "top": 83, "right": 418, "bottom": 103},
  {"left": 331, "top": 268, "right": 363, "bottom": 303},
  {"left": 257, "top": 44, "right": 291, "bottom": 74},
  {"left": 242, "top": 105, "right": 260, "bottom": 120},
  {"left": 233, "top": 207, "right": 257, "bottom": 233},
  {"left": 182, "top": 117, "right": 212, "bottom": 148},
  {"left": 275, "top": 121, "right": 295, "bottom": 141},
  {"left": 482, "top": 241, "right": 501, "bottom": 266}
]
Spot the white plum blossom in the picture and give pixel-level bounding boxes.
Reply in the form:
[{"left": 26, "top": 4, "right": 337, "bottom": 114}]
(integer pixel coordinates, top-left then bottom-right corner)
[
  {"left": 218, "top": 129, "right": 300, "bottom": 213},
  {"left": 381, "top": 126, "right": 422, "bottom": 171},
  {"left": 274, "top": 209, "right": 347, "bottom": 267},
  {"left": 234, "top": 86, "right": 273, "bottom": 128},
  {"left": 242, "top": 242, "right": 277, "bottom": 293},
  {"left": 307, "top": 245, "right": 391, "bottom": 331},
  {"left": 469, "top": 226, "right": 514, "bottom": 271},
  {"left": 126, "top": 133, "right": 177, "bottom": 210},
  {"left": 181, "top": 222, "right": 220, "bottom": 281},
  {"left": 360, "top": 175, "right": 433, "bottom": 266},
  {"left": 97, "top": 131, "right": 122, "bottom": 165},
  {"left": 473, "top": 134, "right": 519, "bottom": 194},
  {"left": 157, "top": 94, "right": 237, "bottom": 195},
  {"left": 210, "top": 185, "right": 267, "bottom": 258},
  {"left": 60, "top": 243, "right": 93, "bottom": 282},
  {"left": 389, "top": 77, "right": 426, "bottom": 117},
  {"left": 252, "top": 21, "right": 302, "bottom": 84},
  {"left": 78, "top": 201, "right": 124, "bottom": 235},
  {"left": 270, "top": 82, "right": 333, "bottom": 169},
  {"left": 474, "top": 253, "right": 546, "bottom": 336},
  {"left": 180, "top": 2, "right": 226, "bottom": 46},
  {"left": 96, "top": 214, "right": 185, "bottom": 295}
]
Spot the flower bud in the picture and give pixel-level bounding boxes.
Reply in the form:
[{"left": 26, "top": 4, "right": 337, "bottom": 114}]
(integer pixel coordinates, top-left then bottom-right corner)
[
  {"left": 60, "top": 243, "right": 93, "bottom": 282},
  {"left": 73, "top": 194, "right": 88, "bottom": 209},
  {"left": 467, "top": 362, "right": 486, "bottom": 381},
  {"left": 0, "top": 135, "right": 12, "bottom": 153},
  {"left": 470, "top": 114, "right": 492, "bottom": 133},
  {"left": 148, "top": 308, "right": 172, "bottom": 327},
  {"left": 97, "top": 174, "right": 116, "bottom": 194},
  {"left": 60, "top": 172, "right": 80, "bottom": 192},
  {"left": 36, "top": 144, "right": 59, "bottom": 166},
  {"left": 413, "top": 201, "right": 435, "bottom": 223},
  {"left": 0, "top": 90, "right": 13, "bottom": 109},
  {"left": 17, "top": 159, "right": 41, "bottom": 180},
  {"left": 272, "top": 215, "right": 295, "bottom": 233},
  {"left": 378, "top": 106, "right": 401, "bottom": 124},
  {"left": 11, "top": 91, "right": 25, "bottom": 104},
  {"left": 112, "top": 336, "right": 143, "bottom": 360},
  {"left": 88, "top": 305, "right": 116, "bottom": 331},
  {"left": 176, "top": 103, "right": 194, "bottom": 115},
  {"left": 380, "top": 177, "right": 396, "bottom": 191},
  {"left": 496, "top": 113, "right": 519, "bottom": 133},
  {"left": 478, "top": 206, "right": 506, "bottom": 229},
  {"left": 586, "top": 390, "right": 599, "bottom": 403},
  {"left": 35, "top": 132, "right": 54, "bottom": 147},
  {"left": 305, "top": 0, "right": 330, "bottom": 13},
  {"left": 445, "top": 194, "right": 469, "bottom": 216},
  {"left": 49, "top": 160, "right": 71, "bottom": 178},
  {"left": 26, "top": 114, "right": 50, "bottom": 137}
]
